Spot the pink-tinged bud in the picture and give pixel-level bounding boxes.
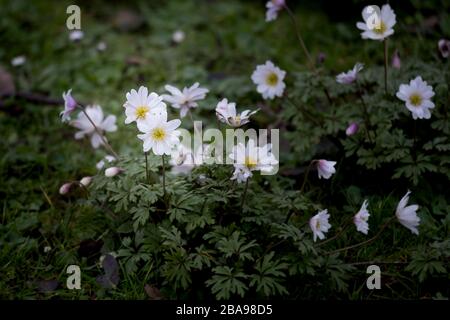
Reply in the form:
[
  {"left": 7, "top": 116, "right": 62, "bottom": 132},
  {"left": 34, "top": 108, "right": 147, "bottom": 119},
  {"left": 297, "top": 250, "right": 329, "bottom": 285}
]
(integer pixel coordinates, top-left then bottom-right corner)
[
  {"left": 60, "top": 89, "right": 77, "bottom": 122},
  {"left": 79, "top": 176, "right": 93, "bottom": 187},
  {"left": 316, "top": 159, "right": 337, "bottom": 180},
  {"left": 317, "top": 52, "right": 326, "bottom": 64},
  {"left": 392, "top": 50, "right": 401, "bottom": 69},
  {"left": 105, "top": 167, "right": 123, "bottom": 177},
  {"left": 346, "top": 122, "right": 359, "bottom": 136},
  {"left": 59, "top": 182, "right": 72, "bottom": 195},
  {"left": 438, "top": 39, "right": 450, "bottom": 58}
]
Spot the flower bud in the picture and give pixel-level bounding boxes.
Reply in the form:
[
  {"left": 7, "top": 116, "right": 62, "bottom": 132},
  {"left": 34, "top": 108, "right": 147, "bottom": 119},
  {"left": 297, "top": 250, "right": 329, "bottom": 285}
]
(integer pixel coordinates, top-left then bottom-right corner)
[
  {"left": 172, "top": 30, "right": 185, "bottom": 44},
  {"left": 105, "top": 167, "right": 123, "bottom": 177},
  {"left": 59, "top": 182, "right": 72, "bottom": 195},
  {"left": 346, "top": 122, "right": 359, "bottom": 136},
  {"left": 79, "top": 176, "right": 93, "bottom": 187},
  {"left": 60, "top": 89, "right": 77, "bottom": 122},
  {"left": 392, "top": 50, "right": 401, "bottom": 69},
  {"left": 317, "top": 52, "right": 326, "bottom": 64},
  {"left": 438, "top": 39, "right": 450, "bottom": 58}
]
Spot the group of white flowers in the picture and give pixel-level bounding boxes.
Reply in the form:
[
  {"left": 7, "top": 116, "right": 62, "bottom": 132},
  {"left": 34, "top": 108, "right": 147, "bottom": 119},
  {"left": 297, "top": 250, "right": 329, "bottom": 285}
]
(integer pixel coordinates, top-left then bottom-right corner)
[
  {"left": 310, "top": 190, "right": 420, "bottom": 242},
  {"left": 264, "top": 1, "right": 425, "bottom": 239},
  {"left": 57, "top": 51, "right": 290, "bottom": 182},
  {"left": 334, "top": 4, "right": 437, "bottom": 121},
  {"left": 56, "top": 1, "right": 440, "bottom": 243}
]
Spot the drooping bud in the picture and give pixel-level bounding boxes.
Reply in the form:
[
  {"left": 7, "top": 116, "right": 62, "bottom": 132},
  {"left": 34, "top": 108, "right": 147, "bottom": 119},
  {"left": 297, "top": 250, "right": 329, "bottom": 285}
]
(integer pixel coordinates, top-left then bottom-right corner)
[
  {"left": 59, "top": 182, "right": 73, "bottom": 195},
  {"left": 105, "top": 167, "right": 123, "bottom": 177},
  {"left": 79, "top": 176, "right": 93, "bottom": 187}
]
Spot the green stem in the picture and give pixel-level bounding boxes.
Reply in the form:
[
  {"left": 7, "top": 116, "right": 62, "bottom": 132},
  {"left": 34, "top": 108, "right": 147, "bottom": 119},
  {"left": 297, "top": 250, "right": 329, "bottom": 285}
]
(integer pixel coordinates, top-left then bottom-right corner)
[
  {"left": 240, "top": 179, "right": 249, "bottom": 214},
  {"left": 162, "top": 155, "right": 166, "bottom": 198},
  {"left": 326, "top": 216, "right": 395, "bottom": 255},
  {"left": 284, "top": 5, "right": 334, "bottom": 106},
  {"left": 300, "top": 160, "right": 315, "bottom": 194},
  {"left": 79, "top": 106, "right": 118, "bottom": 158},
  {"left": 283, "top": 4, "right": 314, "bottom": 69},
  {"left": 144, "top": 151, "right": 149, "bottom": 184},
  {"left": 412, "top": 120, "right": 417, "bottom": 161},
  {"left": 285, "top": 161, "right": 315, "bottom": 224},
  {"left": 316, "top": 217, "right": 353, "bottom": 247},
  {"left": 356, "top": 81, "right": 373, "bottom": 143},
  {"left": 383, "top": 39, "right": 388, "bottom": 95},
  {"left": 188, "top": 110, "right": 200, "bottom": 135}
]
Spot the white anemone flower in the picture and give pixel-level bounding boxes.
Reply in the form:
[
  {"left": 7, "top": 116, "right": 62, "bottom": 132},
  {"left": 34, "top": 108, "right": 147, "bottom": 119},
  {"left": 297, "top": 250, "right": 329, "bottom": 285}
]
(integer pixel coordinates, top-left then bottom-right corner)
[
  {"left": 137, "top": 111, "right": 181, "bottom": 155},
  {"left": 316, "top": 160, "right": 336, "bottom": 179},
  {"left": 251, "top": 61, "right": 286, "bottom": 100},
  {"left": 309, "top": 209, "right": 331, "bottom": 242},
  {"left": 336, "top": 63, "right": 364, "bottom": 84},
  {"left": 356, "top": 4, "right": 396, "bottom": 41},
  {"left": 353, "top": 200, "right": 370, "bottom": 235},
  {"left": 124, "top": 86, "right": 166, "bottom": 125},
  {"left": 229, "top": 139, "right": 278, "bottom": 183},
  {"left": 215, "top": 98, "right": 258, "bottom": 127},
  {"left": 70, "top": 105, "right": 117, "bottom": 149},
  {"left": 396, "top": 191, "right": 420, "bottom": 235},
  {"left": 169, "top": 143, "right": 207, "bottom": 175},
  {"left": 60, "top": 89, "right": 78, "bottom": 122},
  {"left": 396, "top": 76, "right": 435, "bottom": 120},
  {"left": 162, "top": 83, "right": 209, "bottom": 118},
  {"left": 265, "top": 0, "right": 285, "bottom": 22}
]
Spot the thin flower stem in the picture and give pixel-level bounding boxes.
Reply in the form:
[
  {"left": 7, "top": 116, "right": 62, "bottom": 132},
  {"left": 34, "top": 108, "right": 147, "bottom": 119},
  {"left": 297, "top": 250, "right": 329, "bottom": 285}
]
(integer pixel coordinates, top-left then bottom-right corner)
[
  {"left": 284, "top": 209, "right": 295, "bottom": 224},
  {"left": 412, "top": 120, "right": 417, "bottom": 160},
  {"left": 188, "top": 110, "right": 200, "bottom": 135},
  {"left": 316, "top": 217, "right": 353, "bottom": 247},
  {"left": 322, "top": 86, "right": 333, "bottom": 105},
  {"left": 76, "top": 181, "right": 90, "bottom": 197},
  {"left": 283, "top": 4, "right": 315, "bottom": 69},
  {"left": 79, "top": 106, "right": 118, "bottom": 158},
  {"left": 162, "top": 155, "right": 166, "bottom": 198},
  {"left": 326, "top": 216, "right": 395, "bottom": 255},
  {"left": 285, "top": 161, "right": 316, "bottom": 224},
  {"left": 144, "top": 151, "right": 149, "bottom": 184},
  {"left": 286, "top": 97, "right": 322, "bottom": 126},
  {"left": 240, "top": 179, "right": 250, "bottom": 214},
  {"left": 283, "top": 5, "right": 334, "bottom": 105},
  {"left": 356, "top": 81, "right": 374, "bottom": 143},
  {"left": 300, "top": 160, "right": 315, "bottom": 194},
  {"left": 384, "top": 39, "right": 389, "bottom": 95}
]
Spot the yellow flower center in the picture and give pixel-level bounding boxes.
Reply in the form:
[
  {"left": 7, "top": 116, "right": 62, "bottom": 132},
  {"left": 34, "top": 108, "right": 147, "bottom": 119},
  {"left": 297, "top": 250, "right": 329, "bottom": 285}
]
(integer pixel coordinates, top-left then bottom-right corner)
[
  {"left": 231, "top": 115, "right": 241, "bottom": 126},
  {"left": 316, "top": 220, "right": 321, "bottom": 229},
  {"left": 266, "top": 72, "right": 279, "bottom": 86},
  {"left": 135, "top": 106, "right": 149, "bottom": 120},
  {"left": 373, "top": 21, "right": 386, "bottom": 34},
  {"left": 409, "top": 93, "right": 422, "bottom": 107},
  {"left": 151, "top": 127, "right": 166, "bottom": 141},
  {"left": 245, "top": 156, "right": 257, "bottom": 169}
]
